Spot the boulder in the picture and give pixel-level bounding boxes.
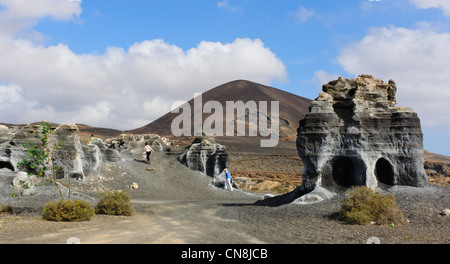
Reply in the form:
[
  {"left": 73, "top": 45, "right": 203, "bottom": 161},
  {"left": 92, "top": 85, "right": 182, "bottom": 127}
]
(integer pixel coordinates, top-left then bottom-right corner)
[
  {"left": 12, "top": 171, "right": 37, "bottom": 196},
  {"left": 178, "top": 136, "right": 231, "bottom": 187},
  {"left": 89, "top": 137, "right": 122, "bottom": 162},
  {"left": 440, "top": 208, "right": 450, "bottom": 217}
]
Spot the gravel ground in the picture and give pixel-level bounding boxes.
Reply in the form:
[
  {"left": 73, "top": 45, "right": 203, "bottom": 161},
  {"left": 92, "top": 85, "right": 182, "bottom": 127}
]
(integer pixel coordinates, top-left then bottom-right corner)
[{"left": 0, "top": 152, "right": 449, "bottom": 244}]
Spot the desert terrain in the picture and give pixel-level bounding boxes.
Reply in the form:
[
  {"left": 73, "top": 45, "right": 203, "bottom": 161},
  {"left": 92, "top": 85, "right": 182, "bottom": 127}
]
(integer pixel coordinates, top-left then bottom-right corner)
[{"left": 1, "top": 143, "right": 449, "bottom": 245}]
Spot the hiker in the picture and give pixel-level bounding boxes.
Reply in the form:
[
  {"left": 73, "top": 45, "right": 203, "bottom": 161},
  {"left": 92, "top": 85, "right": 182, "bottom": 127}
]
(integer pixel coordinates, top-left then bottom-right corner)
[
  {"left": 89, "top": 134, "right": 94, "bottom": 144},
  {"left": 144, "top": 142, "right": 154, "bottom": 164},
  {"left": 224, "top": 168, "right": 233, "bottom": 191}
]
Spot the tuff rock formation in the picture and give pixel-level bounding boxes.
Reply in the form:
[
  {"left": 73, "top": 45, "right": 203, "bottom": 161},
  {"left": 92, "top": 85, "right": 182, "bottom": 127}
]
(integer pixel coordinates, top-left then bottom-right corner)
[
  {"left": 178, "top": 136, "right": 232, "bottom": 188},
  {"left": 297, "top": 75, "right": 428, "bottom": 194},
  {"left": 0, "top": 122, "right": 122, "bottom": 180},
  {"left": 104, "top": 133, "right": 171, "bottom": 160}
]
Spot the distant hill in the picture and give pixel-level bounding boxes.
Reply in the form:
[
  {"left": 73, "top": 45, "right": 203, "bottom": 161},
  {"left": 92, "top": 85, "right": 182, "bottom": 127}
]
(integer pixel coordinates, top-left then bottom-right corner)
[
  {"left": 75, "top": 124, "right": 123, "bottom": 143},
  {"left": 128, "top": 79, "right": 312, "bottom": 142}
]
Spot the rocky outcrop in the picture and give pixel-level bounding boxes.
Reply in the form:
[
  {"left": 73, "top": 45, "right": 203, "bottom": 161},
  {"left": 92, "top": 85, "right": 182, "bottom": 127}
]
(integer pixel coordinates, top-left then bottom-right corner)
[
  {"left": 296, "top": 75, "right": 428, "bottom": 194},
  {"left": 0, "top": 122, "right": 122, "bottom": 180},
  {"left": 104, "top": 133, "right": 171, "bottom": 160},
  {"left": 178, "top": 136, "right": 231, "bottom": 187}
]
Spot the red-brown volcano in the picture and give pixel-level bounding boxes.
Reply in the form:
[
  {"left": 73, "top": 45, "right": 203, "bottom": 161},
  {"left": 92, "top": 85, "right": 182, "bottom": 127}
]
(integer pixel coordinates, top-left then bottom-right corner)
[{"left": 128, "top": 79, "right": 312, "bottom": 142}]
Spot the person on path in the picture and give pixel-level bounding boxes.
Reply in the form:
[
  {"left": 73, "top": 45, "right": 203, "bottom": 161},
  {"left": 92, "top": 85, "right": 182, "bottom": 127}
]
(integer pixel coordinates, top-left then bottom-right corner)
[
  {"left": 144, "top": 143, "right": 154, "bottom": 164},
  {"left": 224, "top": 168, "right": 233, "bottom": 191}
]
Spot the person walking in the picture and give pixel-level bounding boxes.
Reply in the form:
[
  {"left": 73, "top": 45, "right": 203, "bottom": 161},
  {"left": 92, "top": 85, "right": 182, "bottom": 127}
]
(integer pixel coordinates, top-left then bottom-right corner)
[
  {"left": 224, "top": 168, "right": 233, "bottom": 191},
  {"left": 144, "top": 143, "right": 154, "bottom": 164}
]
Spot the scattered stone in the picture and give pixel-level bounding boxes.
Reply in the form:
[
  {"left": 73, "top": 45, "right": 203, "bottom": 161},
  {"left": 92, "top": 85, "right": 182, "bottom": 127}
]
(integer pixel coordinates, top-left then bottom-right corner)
[
  {"left": 131, "top": 182, "right": 139, "bottom": 190},
  {"left": 440, "top": 208, "right": 450, "bottom": 216},
  {"left": 12, "top": 171, "right": 36, "bottom": 196},
  {"left": 263, "top": 194, "right": 275, "bottom": 199}
]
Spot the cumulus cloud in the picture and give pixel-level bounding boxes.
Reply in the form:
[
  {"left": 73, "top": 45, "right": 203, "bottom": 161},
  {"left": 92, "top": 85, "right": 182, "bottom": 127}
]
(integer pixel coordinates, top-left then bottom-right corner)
[
  {"left": 0, "top": 84, "right": 22, "bottom": 107},
  {"left": 312, "top": 70, "right": 339, "bottom": 92},
  {"left": 409, "top": 0, "right": 450, "bottom": 16},
  {"left": 0, "top": 1, "right": 287, "bottom": 130},
  {"left": 337, "top": 24, "right": 450, "bottom": 130},
  {"left": 0, "top": 0, "right": 82, "bottom": 36},
  {"left": 0, "top": 37, "right": 287, "bottom": 129}
]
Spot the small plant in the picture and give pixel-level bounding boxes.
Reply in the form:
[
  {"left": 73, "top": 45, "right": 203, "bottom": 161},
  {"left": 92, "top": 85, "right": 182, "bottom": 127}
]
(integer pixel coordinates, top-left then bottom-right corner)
[
  {"left": 272, "top": 184, "right": 290, "bottom": 194},
  {"left": 42, "top": 200, "right": 95, "bottom": 222},
  {"left": 338, "top": 186, "right": 405, "bottom": 225},
  {"left": 95, "top": 190, "right": 134, "bottom": 216},
  {"left": 0, "top": 205, "right": 14, "bottom": 215}
]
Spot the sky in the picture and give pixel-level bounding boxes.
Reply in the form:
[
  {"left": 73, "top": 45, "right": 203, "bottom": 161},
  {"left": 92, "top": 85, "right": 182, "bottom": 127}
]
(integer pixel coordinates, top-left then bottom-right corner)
[{"left": 0, "top": 0, "right": 449, "bottom": 155}]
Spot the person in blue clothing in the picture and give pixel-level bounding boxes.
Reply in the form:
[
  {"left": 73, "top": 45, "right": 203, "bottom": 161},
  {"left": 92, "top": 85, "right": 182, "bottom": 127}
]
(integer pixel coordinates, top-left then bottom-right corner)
[{"left": 224, "top": 168, "right": 233, "bottom": 191}]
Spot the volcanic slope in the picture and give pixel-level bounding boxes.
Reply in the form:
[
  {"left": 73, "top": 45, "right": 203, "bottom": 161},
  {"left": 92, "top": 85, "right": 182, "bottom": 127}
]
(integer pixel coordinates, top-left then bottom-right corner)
[
  {"left": 128, "top": 79, "right": 312, "bottom": 143},
  {"left": 126, "top": 80, "right": 313, "bottom": 192}
]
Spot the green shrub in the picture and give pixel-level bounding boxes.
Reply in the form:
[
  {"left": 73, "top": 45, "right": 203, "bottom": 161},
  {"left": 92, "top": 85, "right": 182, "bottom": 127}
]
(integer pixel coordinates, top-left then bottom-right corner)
[
  {"left": 338, "top": 186, "right": 405, "bottom": 225},
  {"left": 95, "top": 190, "right": 134, "bottom": 216},
  {"left": 42, "top": 199, "right": 95, "bottom": 222}
]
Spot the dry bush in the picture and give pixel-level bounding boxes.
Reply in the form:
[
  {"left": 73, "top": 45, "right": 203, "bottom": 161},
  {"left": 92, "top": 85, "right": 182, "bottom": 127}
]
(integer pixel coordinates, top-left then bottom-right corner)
[
  {"left": 42, "top": 200, "right": 95, "bottom": 222},
  {"left": 95, "top": 190, "right": 134, "bottom": 216},
  {"left": 339, "top": 186, "right": 405, "bottom": 225},
  {"left": 0, "top": 205, "right": 14, "bottom": 215}
]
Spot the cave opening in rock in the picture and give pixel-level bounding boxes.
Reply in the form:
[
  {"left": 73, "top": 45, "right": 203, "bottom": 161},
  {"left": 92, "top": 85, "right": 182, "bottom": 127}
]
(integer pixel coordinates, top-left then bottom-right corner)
[
  {"left": 332, "top": 157, "right": 361, "bottom": 188},
  {"left": 0, "top": 160, "right": 14, "bottom": 171},
  {"left": 375, "top": 158, "right": 395, "bottom": 185}
]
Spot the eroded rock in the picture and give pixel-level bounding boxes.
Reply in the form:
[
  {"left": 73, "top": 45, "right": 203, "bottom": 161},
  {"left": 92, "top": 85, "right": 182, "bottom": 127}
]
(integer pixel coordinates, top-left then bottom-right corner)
[
  {"left": 0, "top": 122, "right": 121, "bottom": 180},
  {"left": 297, "top": 75, "right": 428, "bottom": 193},
  {"left": 178, "top": 136, "right": 232, "bottom": 187}
]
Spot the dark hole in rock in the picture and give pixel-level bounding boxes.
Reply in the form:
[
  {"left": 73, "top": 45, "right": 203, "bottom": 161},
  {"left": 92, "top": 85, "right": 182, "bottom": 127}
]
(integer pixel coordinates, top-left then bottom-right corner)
[
  {"left": 332, "top": 157, "right": 361, "bottom": 188},
  {"left": 0, "top": 160, "right": 14, "bottom": 171},
  {"left": 375, "top": 158, "right": 395, "bottom": 185}
]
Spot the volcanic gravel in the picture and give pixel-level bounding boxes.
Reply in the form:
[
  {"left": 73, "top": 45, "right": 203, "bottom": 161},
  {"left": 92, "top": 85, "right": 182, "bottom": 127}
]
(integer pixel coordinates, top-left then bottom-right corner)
[{"left": 0, "top": 152, "right": 449, "bottom": 244}]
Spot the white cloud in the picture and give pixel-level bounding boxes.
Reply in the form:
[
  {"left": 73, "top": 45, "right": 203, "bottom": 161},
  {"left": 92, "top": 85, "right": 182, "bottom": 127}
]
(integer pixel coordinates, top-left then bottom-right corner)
[
  {"left": 0, "top": 0, "right": 288, "bottom": 130},
  {"left": 0, "top": 0, "right": 82, "bottom": 36},
  {"left": 0, "top": 37, "right": 287, "bottom": 129},
  {"left": 337, "top": 25, "right": 450, "bottom": 131},
  {"left": 0, "top": 84, "right": 22, "bottom": 108},
  {"left": 0, "top": 0, "right": 288, "bottom": 131},
  {"left": 312, "top": 70, "right": 339, "bottom": 92},
  {"left": 0, "top": 2, "right": 287, "bottom": 131},
  {"left": 410, "top": 0, "right": 450, "bottom": 16},
  {"left": 293, "top": 6, "right": 314, "bottom": 23}
]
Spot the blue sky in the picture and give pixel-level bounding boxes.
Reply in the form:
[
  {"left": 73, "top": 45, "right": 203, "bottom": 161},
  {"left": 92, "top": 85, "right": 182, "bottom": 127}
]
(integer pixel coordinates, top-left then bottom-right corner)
[{"left": 0, "top": 0, "right": 449, "bottom": 155}]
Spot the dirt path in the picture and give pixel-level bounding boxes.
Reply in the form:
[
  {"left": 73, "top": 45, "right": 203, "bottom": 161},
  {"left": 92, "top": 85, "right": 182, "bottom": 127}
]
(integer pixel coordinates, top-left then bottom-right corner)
[
  {"left": 1, "top": 188, "right": 449, "bottom": 245},
  {"left": 0, "top": 199, "right": 265, "bottom": 244}
]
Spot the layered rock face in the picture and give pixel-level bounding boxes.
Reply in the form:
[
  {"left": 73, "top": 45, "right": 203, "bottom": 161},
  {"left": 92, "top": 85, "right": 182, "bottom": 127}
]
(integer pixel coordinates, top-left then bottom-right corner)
[
  {"left": 104, "top": 133, "right": 171, "bottom": 160},
  {"left": 0, "top": 123, "right": 121, "bottom": 180},
  {"left": 178, "top": 136, "right": 231, "bottom": 187},
  {"left": 297, "top": 75, "right": 428, "bottom": 192}
]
